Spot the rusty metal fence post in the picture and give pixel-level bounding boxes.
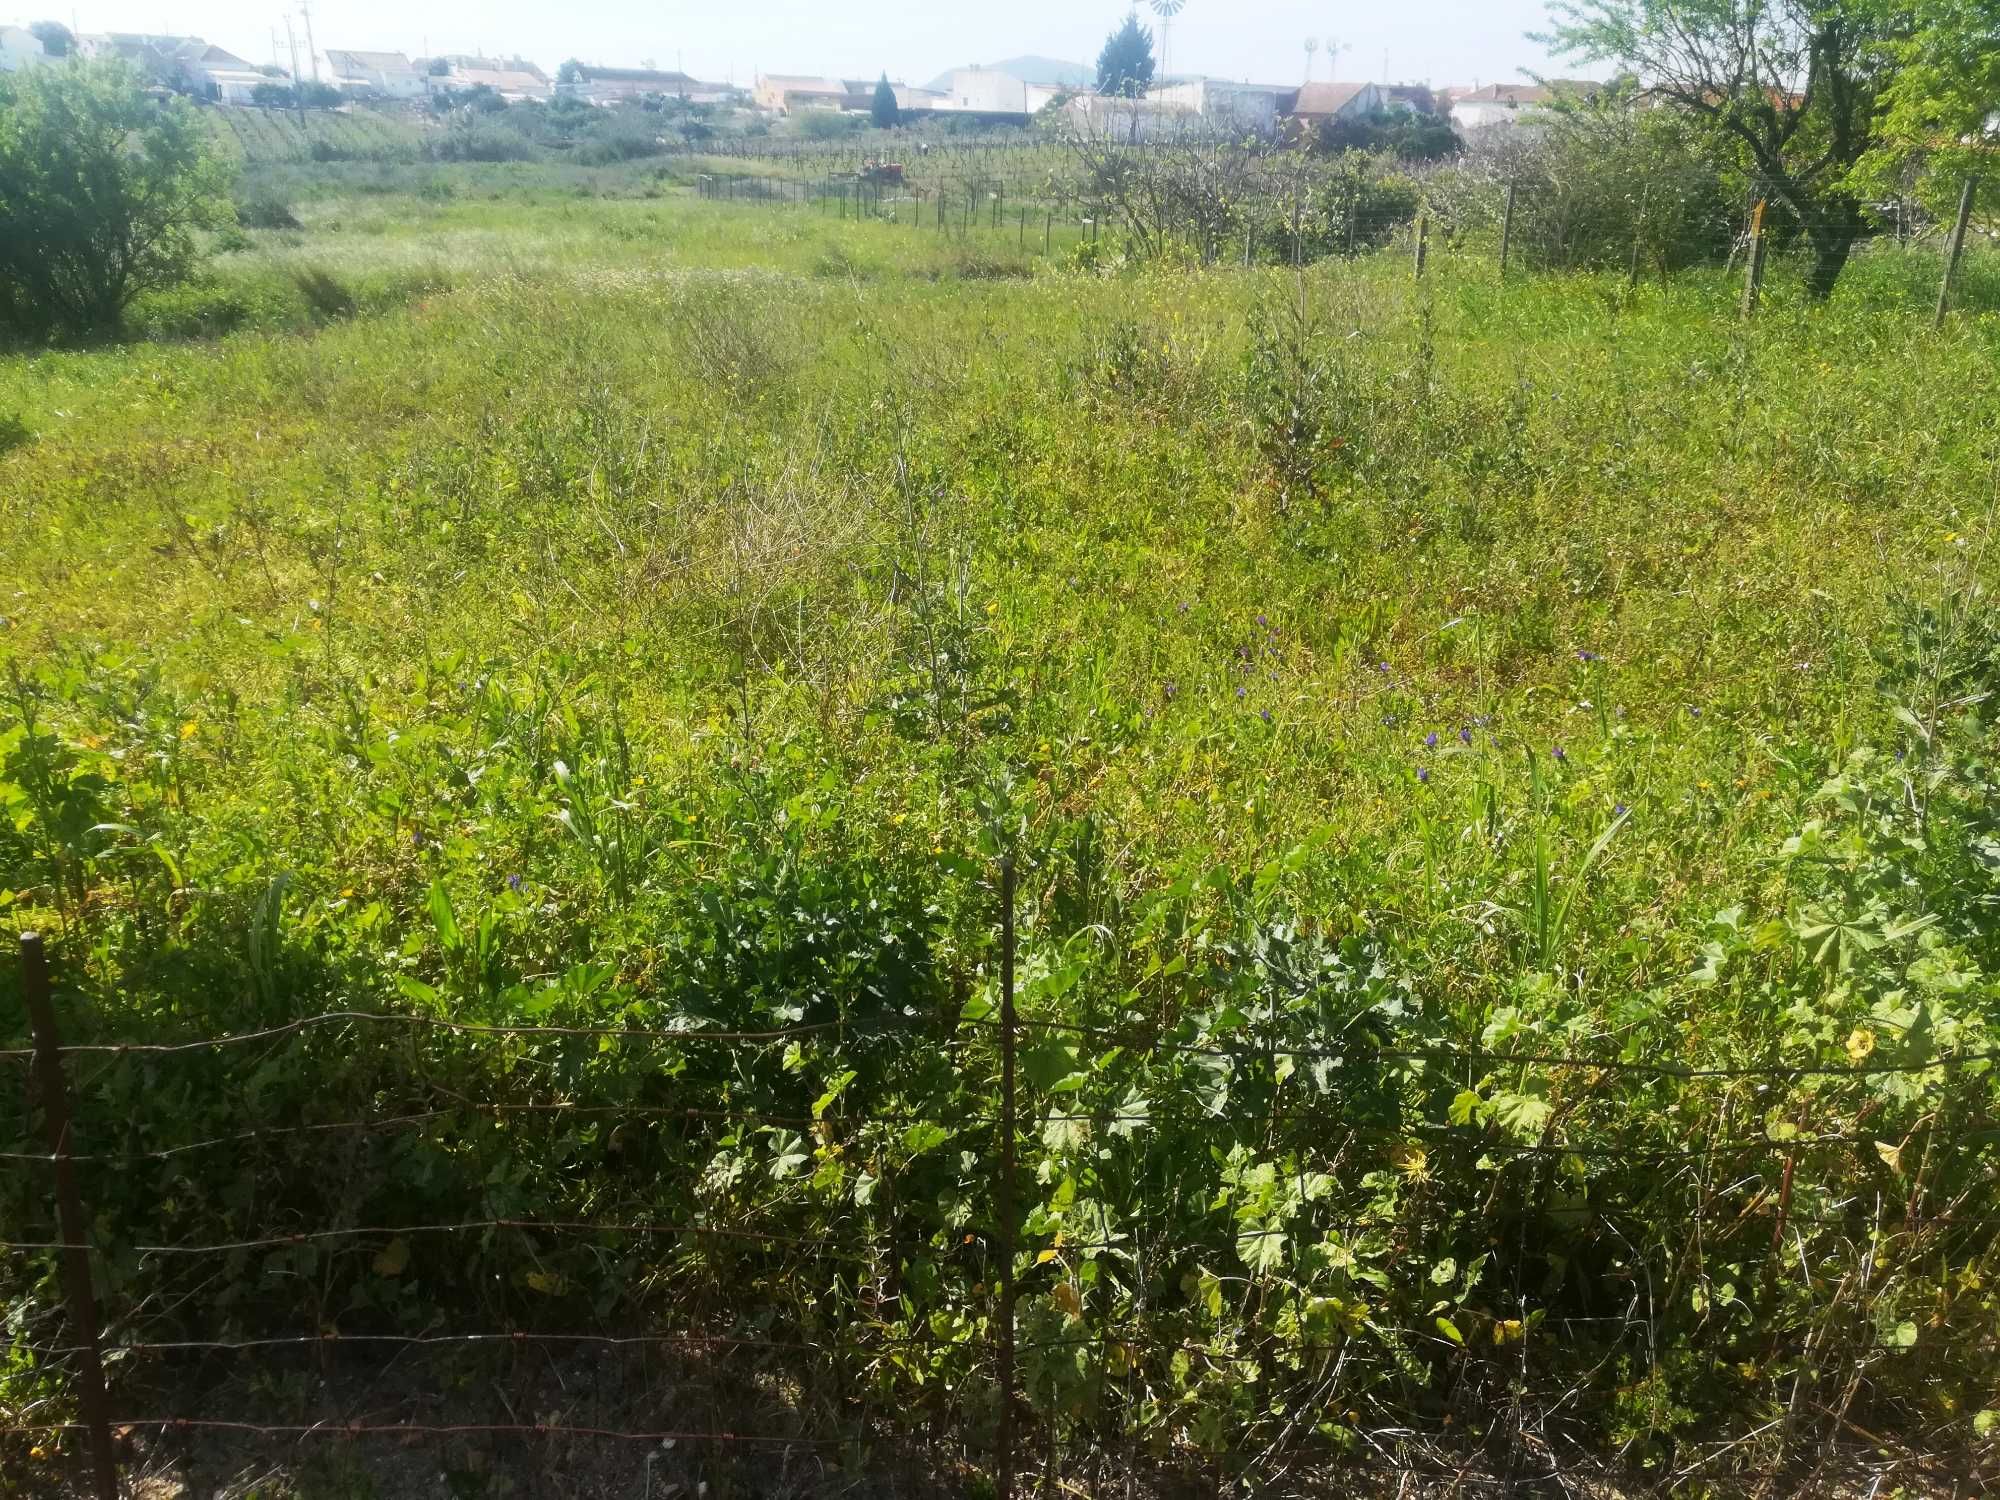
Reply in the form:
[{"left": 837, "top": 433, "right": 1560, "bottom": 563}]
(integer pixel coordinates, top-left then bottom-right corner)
[
  {"left": 21, "top": 933, "right": 119, "bottom": 1500},
  {"left": 996, "top": 858, "right": 1018, "bottom": 1500}
]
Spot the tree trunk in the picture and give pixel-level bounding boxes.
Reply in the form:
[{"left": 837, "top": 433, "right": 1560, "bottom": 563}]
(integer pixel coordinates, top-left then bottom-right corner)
[{"left": 1803, "top": 198, "right": 1868, "bottom": 301}]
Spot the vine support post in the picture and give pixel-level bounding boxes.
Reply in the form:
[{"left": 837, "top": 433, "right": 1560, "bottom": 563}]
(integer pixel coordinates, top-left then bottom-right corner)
[
  {"left": 1499, "top": 181, "right": 1517, "bottom": 278},
  {"left": 1413, "top": 213, "right": 1429, "bottom": 279},
  {"left": 22, "top": 933, "right": 120, "bottom": 1500},
  {"left": 1740, "top": 200, "right": 1768, "bottom": 319},
  {"left": 996, "top": 858, "right": 1018, "bottom": 1500},
  {"left": 1935, "top": 174, "right": 1979, "bottom": 331},
  {"left": 1629, "top": 184, "right": 1650, "bottom": 289}
]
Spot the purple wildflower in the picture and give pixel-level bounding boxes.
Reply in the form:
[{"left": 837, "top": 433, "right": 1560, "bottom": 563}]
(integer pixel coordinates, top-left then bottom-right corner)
[
  {"left": 1162, "top": 680, "right": 1178, "bottom": 701},
  {"left": 507, "top": 873, "right": 524, "bottom": 892},
  {"left": 1236, "top": 686, "right": 1247, "bottom": 701},
  {"left": 1178, "top": 601, "right": 1190, "bottom": 615},
  {"left": 1614, "top": 804, "right": 1628, "bottom": 818},
  {"left": 1256, "top": 614, "right": 1269, "bottom": 629},
  {"left": 1260, "top": 708, "right": 1272, "bottom": 724},
  {"left": 1425, "top": 731, "right": 1439, "bottom": 749},
  {"left": 1417, "top": 767, "right": 1431, "bottom": 784},
  {"left": 1552, "top": 745, "right": 1567, "bottom": 762},
  {"left": 1689, "top": 706, "right": 1702, "bottom": 718},
  {"left": 1459, "top": 726, "right": 1472, "bottom": 744},
  {"left": 1578, "top": 650, "right": 1600, "bottom": 663}
]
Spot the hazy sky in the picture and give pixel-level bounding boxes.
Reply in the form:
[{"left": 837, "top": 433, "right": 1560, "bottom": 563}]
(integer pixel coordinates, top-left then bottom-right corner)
[{"left": 18, "top": 0, "right": 1566, "bottom": 90}]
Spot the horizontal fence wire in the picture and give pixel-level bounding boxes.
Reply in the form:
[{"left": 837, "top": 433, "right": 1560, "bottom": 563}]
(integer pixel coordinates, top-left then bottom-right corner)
[
  {"left": 0, "top": 1419, "right": 843, "bottom": 1446},
  {"left": 3, "top": 1004, "right": 1984, "bottom": 1077},
  {"left": 0, "top": 1007, "right": 964, "bottom": 1060},
  {"left": 1005, "top": 1014, "right": 2000, "bottom": 1077},
  {"left": 0, "top": 1119, "right": 1914, "bottom": 1167},
  {"left": 9, "top": 920, "right": 1996, "bottom": 1494},
  {"left": 5, "top": 1191, "right": 1983, "bottom": 1263}
]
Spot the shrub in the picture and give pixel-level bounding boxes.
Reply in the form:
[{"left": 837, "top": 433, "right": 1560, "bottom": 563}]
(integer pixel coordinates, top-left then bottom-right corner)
[
  {"left": 234, "top": 196, "right": 302, "bottom": 230},
  {"left": 573, "top": 123, "right": 665, "bottom": 166},
  {"left": 796, "top": 109, "right": 862, "bottom": 140},
  {"left": 0, "top": 60, "right": 232, "bottom": 339},
  {"left": 427, "top": 122, "right": 538, "bottom": 163},
  {"left": 1435, "top": 83, "right": 1742, "bottom": 274},
  {"left": 0, "top": 412, "right": 30, "bottom": 456}
]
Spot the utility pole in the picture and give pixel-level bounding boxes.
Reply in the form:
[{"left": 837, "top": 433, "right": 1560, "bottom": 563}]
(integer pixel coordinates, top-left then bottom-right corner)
[
  {"left": 283, "top": 12, "right": 304, "bottom": 121},
  {"left": 299, "top": 0, "right": 319, "bottom": 79}
]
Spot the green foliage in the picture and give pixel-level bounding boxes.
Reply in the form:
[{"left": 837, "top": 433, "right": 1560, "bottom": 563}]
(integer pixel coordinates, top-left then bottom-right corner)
[
  {"left": 1543, "top": 0, "right": 1895, "bottom": 296},
  {"left": 1317, "top": 108, "right": 1457, "bottom": 162},
  {"left": 795, "top": 108, "right": 862, "bottom": 140},
  {"left": 1850, "top": 0, "right": 2000, "bottom": 221},
  {"left": 0, "top": 59, "right": 232, "bottom": 340},
  {"left": 1095, "top": 10, "right": 1156, "bottom": 98},
  {"left": 2, "top": 160, "right": 2000, "bottom": 1483},
  {"left": 1436, "top": 82, "right": 1742, "bottom": 273},
  {"left": 27, "top": 19, "right": 73, "bottom": 56},
  {"left": 872, "top": 73, "right": 899, "bottom": 129}
]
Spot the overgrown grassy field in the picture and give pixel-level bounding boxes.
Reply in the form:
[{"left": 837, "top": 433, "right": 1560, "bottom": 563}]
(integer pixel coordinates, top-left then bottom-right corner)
[{"left": 4, "top": 167, "right": 1999, "bottom": 1493}]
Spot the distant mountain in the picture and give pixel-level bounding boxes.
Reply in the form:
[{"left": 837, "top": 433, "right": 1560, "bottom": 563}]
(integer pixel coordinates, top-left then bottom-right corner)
[{"left": 923, "top": 54, "right": 1094, "bottom": 92}]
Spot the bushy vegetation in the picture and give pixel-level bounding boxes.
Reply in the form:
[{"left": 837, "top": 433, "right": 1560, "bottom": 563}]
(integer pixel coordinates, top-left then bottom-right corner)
[
  {"left": 0, "top": 61, "right": 230, "bottom": 340},
  {"left": 2, "top": 150, "right": 1998, "bottom": 1494}
]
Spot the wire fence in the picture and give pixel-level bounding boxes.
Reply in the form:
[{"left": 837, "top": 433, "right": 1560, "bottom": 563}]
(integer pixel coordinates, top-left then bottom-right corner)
[
  {"left": 7, "top": 867, "right": 2000, "bottom": 1500},
  {"left": 686, "top": 155, "right": 1991, "bottom": 326}
]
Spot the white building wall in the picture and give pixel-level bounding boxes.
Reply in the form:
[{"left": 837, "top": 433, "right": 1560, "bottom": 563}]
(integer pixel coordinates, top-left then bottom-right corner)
[
  {"left": 0, "top": 26, "right": 50, "bottom": 71},
  {"left": 1152, "top": 79, "right": 1278, "bottom": 135},
  {"left": 1451, "top": 100, "right": 1524, "bottom": 131},
  {"left": 943, "top": 67, "right": 1040, "bottom": 114}
]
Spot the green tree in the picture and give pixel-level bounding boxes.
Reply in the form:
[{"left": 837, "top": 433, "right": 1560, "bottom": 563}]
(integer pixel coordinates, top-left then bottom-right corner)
[
  {"left": 0, "top": 60, "right": 230, "bottom": 341},
  {"left": 1318, "top": 108, "right": 1459, "bottom": 161},
  {"left": 27, "top": 20, "right": 74, "bottom": 57},
  {"left": 872, "top": 73, "right": 899, "bottom": 128},
  {"left": 1543, "top": 0, "right": 1901, "bottom": 298},
  {"left": 557, "top": 58, "right": 584, "bottom": 86},
  {"left": 1096, "top": 9, "right": 1156, "bottom": 98},
  {"left": 1851, "top": 0, "right": 2000, "bottom": 220}
]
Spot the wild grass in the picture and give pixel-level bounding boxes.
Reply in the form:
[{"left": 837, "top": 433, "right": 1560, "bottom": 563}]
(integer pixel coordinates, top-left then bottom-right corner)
[{"left": 2, "top": 170, "right": 1999, "bottom": 1487}]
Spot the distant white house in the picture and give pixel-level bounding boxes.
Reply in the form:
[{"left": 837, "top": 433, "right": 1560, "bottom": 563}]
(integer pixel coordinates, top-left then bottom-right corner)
[
  {"left": 1151, "top": 78, "right": 1282, "bottom": 137},
  {"left": 1060, "top": 93, "right": 1200, "bottom": 142},
  {"left": 937, "top": 66, "right": 1062, "bottom": 115},
  {"left": 892, "top": 83, "right": 948, "bottom": 112},
  {"left": 423, "top": 54, "right": 552, "bottom": 102},
  {"left": 0, "top": 24, "right": 52, "bottom": 71},
  {"left": 1285, "top": 81, "right": 1385, "bottom": 133},
  {"left": 752, "top": 75, "right": 858, "bottom": 114},
  {"left": 1449, "top": 80, "right": 1602, "bottom": 133},
  {"left": 560, "top": 65, "right": 742, "bottom": 107},
  {"left": 193, "top": 44, "right": 271, "bottom": 102},
  {"left": 323, "top": 49, "right": 426, "bottom": 100}
]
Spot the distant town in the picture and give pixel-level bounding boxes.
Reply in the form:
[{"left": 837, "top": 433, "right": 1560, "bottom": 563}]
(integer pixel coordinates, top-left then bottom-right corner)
[{"left": 0, "top": 21, "right": 1598, "bottom": 141}]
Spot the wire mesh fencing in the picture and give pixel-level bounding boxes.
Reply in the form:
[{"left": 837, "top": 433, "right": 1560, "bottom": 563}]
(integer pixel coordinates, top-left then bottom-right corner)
[
  {"left": 7, "top": 872, "right": 2000, "bottom": 1499},
  {"left": 686, "top": 151, "right": 1990, "bottom": 326}
]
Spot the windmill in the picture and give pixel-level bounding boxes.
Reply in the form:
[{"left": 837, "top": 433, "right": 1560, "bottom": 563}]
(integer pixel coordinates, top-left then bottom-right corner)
[
  {"left": 1149, "top": 0, "right": 1185, "bottom": 85},
  {"left": 1303, "top": 35, "right": 1319, "bottom": 82}
]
